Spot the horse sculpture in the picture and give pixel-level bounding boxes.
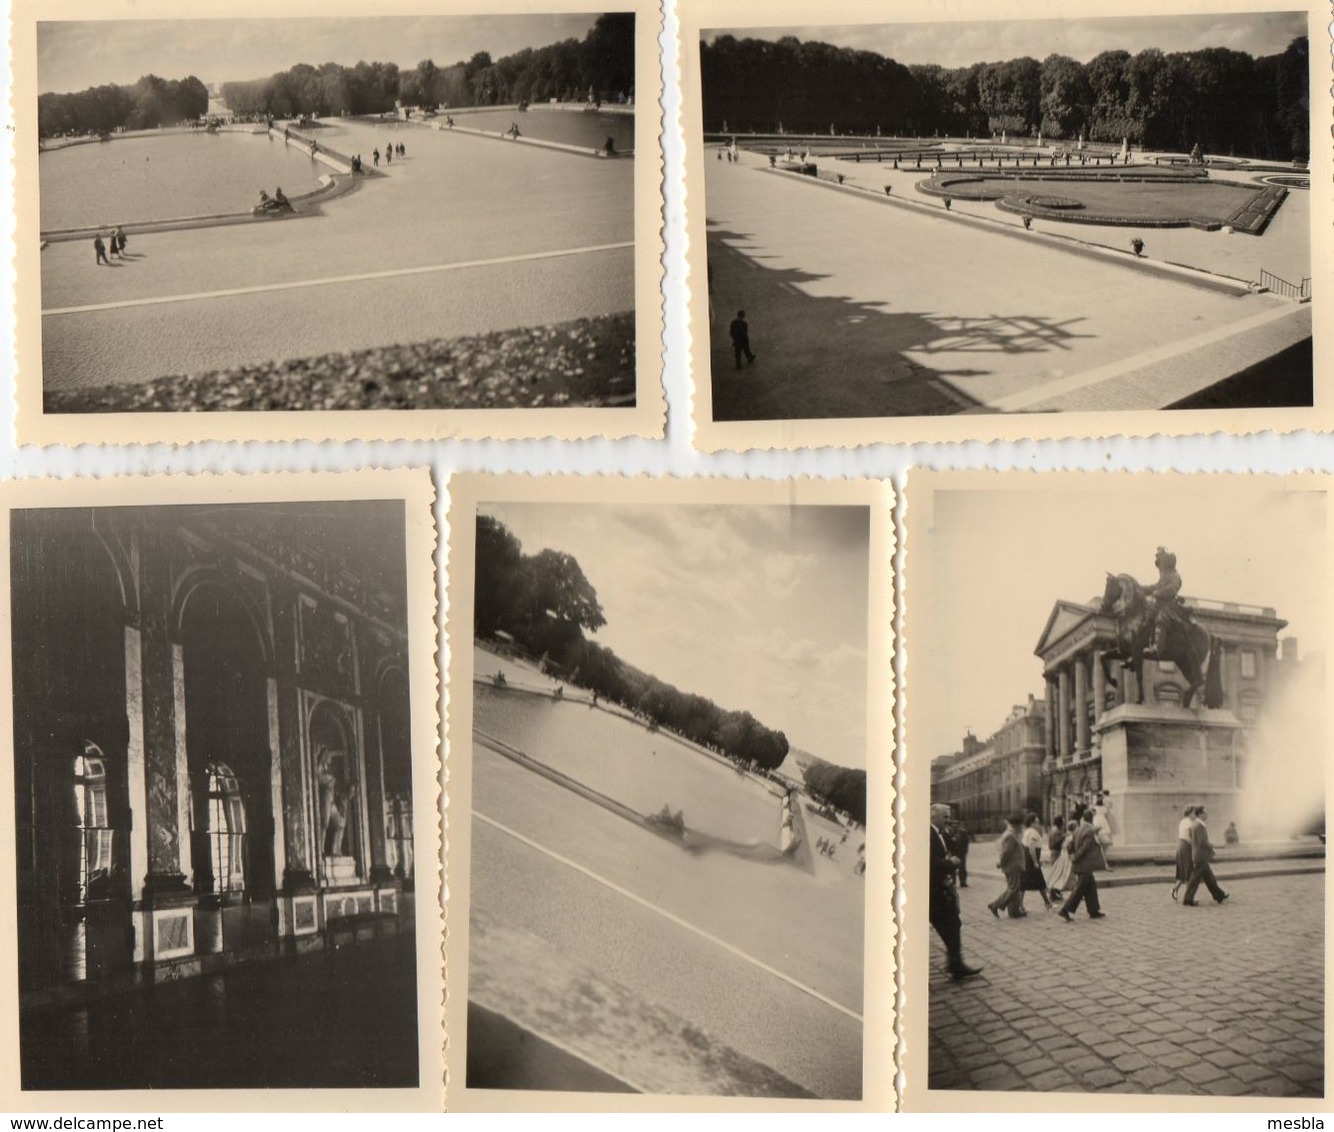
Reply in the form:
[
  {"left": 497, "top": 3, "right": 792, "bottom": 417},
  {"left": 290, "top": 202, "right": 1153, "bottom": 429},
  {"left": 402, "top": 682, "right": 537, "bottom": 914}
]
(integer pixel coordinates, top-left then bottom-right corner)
[{"left": 1099, "top": 573, "right": 1224, "bottom": 710}]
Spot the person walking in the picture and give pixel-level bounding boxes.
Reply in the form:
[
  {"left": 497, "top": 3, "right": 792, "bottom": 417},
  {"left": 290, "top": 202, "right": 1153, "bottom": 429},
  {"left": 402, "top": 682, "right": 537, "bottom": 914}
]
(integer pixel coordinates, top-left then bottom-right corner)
[
  {"left": 1182, "top": 805, "right": 1230, "bottom": 906},
  {"left": 1092, "top": 793, "right": 1116, "bottom": 870},
  {"left": 113, "top": 226, "right": 127, "bottom": 256},
  {"left": 945, "top": 820, "right": 973, "bottom": 888},
  {"left": 1058, "top": 810, "right": 1107, "bottom": 921},
  {"left": 729, "top": 310, "right": 756, "bottom": 369},
  {"left": 1172, "top": 805, "right": 1197, "bottom": 902},
  {"left": 987, "top": 813, "right": 1027, "bottom": 919},
  {"left": 931, "top": 804, "right": 981, "bottom": 981},
  {"left": 1046, "top": 815, "right": 1072, "bottom": 900},
  {"left": 1020, "top": 812, "right": 1053, "bottom": 911},
  {"left": 93, "top": 234, "right": 110, "bottom": 266}
]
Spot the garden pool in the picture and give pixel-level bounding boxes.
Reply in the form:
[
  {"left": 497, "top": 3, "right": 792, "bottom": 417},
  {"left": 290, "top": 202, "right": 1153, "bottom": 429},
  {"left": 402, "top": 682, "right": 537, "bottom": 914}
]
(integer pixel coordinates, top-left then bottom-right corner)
[
  {"left": 39, "top": 130, "right": 327, "bottom": 231},
  {"left": 474, "top": 680, "right": 782, "bottom": 845},
  {"left": 451, "top": 107, "right": 635, "bottom": 151}
]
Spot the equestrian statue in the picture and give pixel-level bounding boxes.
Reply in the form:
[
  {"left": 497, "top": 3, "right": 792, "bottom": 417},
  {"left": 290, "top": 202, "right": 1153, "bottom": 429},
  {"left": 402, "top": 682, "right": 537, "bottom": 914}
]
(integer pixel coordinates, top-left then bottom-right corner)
[{"left": 1098, "top": 547, "right": 1224, "bottom": 710}]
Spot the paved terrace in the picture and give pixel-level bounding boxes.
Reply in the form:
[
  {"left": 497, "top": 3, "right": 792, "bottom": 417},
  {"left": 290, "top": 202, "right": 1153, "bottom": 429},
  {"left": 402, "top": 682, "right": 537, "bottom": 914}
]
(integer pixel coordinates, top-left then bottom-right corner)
[
  {"left": 41, "top": 119, "right": 633, "bottom": 391},
  {"left": 706, "top": 151, "right": 1309, "bottom": 418}
]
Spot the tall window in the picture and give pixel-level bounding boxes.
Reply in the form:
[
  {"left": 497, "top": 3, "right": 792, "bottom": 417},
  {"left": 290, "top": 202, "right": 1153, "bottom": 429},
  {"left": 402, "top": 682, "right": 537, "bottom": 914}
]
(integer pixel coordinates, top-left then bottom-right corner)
[
  {"left": 73, "top": 742, "right": 113, "bottom": 904},
  {"left": 205, "top": 764, "right": 246, "bottom": 894},
  {"left": 1240, "top": 650, "right": 1258, "bottom": 679}
]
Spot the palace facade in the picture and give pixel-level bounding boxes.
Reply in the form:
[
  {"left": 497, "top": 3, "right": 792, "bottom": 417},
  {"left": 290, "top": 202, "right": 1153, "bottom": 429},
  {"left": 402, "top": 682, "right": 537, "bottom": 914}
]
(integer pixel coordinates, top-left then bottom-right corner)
[
  {"left": 11, "top": 503, "right": 415, "bottom": 1007},
  {"left": 930, "top": 695, "right": 1046, "bottom": 834}
]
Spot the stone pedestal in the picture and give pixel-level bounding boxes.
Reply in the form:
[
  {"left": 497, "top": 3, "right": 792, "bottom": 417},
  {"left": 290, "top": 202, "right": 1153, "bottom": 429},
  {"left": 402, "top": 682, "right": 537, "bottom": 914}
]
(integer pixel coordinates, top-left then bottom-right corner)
[
  {"left": 324, "top": 855, "right": 359, "bottom": 885},
  {"left": 1093, "top": 704, "right": 1245, "bottom": 847}
]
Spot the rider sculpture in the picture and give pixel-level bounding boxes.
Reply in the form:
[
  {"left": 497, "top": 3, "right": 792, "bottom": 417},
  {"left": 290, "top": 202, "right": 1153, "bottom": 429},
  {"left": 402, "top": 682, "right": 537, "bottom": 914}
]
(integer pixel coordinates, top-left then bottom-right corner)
[
  {"left": 1099, "top": 547, "right": 1223, "bottom": 710},
  {"left": 1141, "top": 547, "right": 1191, "bottom": 659}
]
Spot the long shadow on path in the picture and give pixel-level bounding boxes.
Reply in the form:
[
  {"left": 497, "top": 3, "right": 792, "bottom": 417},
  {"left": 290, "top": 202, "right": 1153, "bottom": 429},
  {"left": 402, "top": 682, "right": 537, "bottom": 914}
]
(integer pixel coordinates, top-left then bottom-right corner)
[{"left": 707, "top": 228, "right": 1096, "bottom": 420}]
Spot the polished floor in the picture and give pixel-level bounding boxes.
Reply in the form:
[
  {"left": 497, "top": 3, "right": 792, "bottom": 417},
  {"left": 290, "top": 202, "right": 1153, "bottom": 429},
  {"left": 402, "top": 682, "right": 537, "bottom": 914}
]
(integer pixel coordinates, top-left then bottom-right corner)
[{"left": 21, "top": 931, "right": 419, "bottom": 1091}]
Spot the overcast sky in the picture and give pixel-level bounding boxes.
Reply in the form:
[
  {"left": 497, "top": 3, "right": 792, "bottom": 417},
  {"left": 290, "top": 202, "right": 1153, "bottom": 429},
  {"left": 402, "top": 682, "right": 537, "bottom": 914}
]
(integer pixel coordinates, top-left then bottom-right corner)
[
  {"left": 481, "top": 501, "right": 871, "bottom": 768},
  {"left": 38, "top": 15, "right": 601, "bottom": 94},
  {"left": 910, "top": 485, "right": 1328, "bottom": 760},
  {"left": 703, "top": 12, "right": 1307, "bottom": 69}
]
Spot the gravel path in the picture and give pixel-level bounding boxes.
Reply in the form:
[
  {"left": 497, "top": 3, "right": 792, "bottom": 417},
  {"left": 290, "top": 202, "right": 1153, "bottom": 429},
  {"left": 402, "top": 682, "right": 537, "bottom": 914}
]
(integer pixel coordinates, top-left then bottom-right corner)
[{"left": 44, "top": 312, "right": 633, "bottom": 412}]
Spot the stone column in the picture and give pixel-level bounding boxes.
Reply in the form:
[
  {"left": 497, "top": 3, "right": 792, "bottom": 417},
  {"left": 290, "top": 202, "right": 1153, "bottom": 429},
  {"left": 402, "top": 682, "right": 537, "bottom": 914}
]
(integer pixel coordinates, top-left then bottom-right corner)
[
  {"left": 122, "top": 624, "right": 151, "bottom": 901},
  {"left": 1074, "top": 655, "right": 1090, "bottom": 755},
  {"left": 1092, "top": 650, "right": 1107, "bottom": 722},
  {"left": 133, "top": 528, "right": 189, "bottom": 897},
  {"left": 271, "top": 588, "right": 314, "bottom": 891},
  {"left": 266, "top": 677, "right": 287, "bottom": 893},
  {"left": 366, "top": 711, "right": 393, "bottom": 883},
  {"left": 1057, "top": 666, "right": 1072, "bottom": 760},
  {"left": 1044, "top": 676, "right": 1056, "bottom": 763}
]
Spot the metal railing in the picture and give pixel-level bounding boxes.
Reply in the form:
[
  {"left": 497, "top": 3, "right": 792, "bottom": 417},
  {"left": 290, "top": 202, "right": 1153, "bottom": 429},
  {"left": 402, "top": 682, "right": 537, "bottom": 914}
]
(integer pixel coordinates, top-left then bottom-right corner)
[{"left": 1259, "top": 268, "right": 1311, "bottom": 301}]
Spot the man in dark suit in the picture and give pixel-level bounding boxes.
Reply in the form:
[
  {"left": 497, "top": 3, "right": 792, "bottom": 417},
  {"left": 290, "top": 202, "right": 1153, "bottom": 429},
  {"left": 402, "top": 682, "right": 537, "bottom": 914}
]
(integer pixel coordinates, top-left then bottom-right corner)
[
  {"left": 1182, "top": 805, "right": 1230, "bottom": 906},
  {"left": 930, "top": 804, "right": 981, "bottom": 980},
  {"left": 1058, "top": 810, "right": 1107, "bottom": 921},
  {"left": 945, "top": 820, "right": 973, "bottom": 887},
  {"left": 987, "top": 813, "right": 1027, "bottom": 919},
  {"left": 729, "top": 310, "right": 756, "bottom": 369}
]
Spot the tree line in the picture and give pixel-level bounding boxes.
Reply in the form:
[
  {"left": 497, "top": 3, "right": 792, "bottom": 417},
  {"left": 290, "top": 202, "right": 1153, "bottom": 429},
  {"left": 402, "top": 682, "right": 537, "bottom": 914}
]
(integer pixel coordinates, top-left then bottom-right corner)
[
  {"left": 701, "top": 34, "right": 1309, "bottom": 160},
  {"left": 39, "top": 74, "right": 209, "bottom": 138},
  {"left": 475, "top": 515, "right": 791, "bottom": 772},
  {"left": 220, "top": 14, "right": 633, "bottom": 119},
  {"left": 38, "top": 15, "right": 632, "bottom": 138},
  {"left": 802, "top": 758, "right": 867, "bottom": 827}
]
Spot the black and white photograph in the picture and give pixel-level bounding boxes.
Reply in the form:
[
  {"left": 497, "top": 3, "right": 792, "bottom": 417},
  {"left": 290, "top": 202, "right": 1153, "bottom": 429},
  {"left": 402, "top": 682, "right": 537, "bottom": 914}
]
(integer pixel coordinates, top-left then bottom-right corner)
[
  {"left": 904, "top": 472, "right": 1329, "bottom": 1107},
  {"left": 1, "top": 472, "right": 442, "bottom": 1102},
  {"left": 445, "top": 475, "right": 894, "bottom": 1109},
  {"left": 683, "top": 2, "right": 1324, "bottom": 448},
  {"left": 17, "top": 2, "right": 662, "bottom": 445}
]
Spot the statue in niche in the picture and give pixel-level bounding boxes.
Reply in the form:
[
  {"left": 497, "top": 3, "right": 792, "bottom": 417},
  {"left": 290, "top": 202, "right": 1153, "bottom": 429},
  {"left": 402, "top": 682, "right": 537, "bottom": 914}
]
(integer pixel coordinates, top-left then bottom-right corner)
[{"left": 316, "top": 744, "right": 358, "bottom": 857}]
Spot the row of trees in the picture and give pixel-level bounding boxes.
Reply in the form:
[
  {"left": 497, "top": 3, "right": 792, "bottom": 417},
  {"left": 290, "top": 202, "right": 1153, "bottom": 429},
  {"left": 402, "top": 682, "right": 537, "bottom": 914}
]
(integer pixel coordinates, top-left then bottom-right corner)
[
  {"left": 38, "top": 74, "right": 209, "bottom": 138},
  {"left": 221, "top": 14, "right": 634, "bottom": 119},
  {"left": 475, "top": 515, "right": 791, "bottom": 772},
  {"left": 802, "top": 758, "right": 867, "bottom": 827},
  {"left": 701, "top": 34, "right": 1309, "bottom": 160}
]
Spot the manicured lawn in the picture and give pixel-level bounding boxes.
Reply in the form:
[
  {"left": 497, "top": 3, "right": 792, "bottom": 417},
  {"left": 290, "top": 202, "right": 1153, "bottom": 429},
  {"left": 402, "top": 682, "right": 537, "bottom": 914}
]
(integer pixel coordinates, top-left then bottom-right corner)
[{"left": 936, "top": 175, "right": 1260, "bottom": 223}]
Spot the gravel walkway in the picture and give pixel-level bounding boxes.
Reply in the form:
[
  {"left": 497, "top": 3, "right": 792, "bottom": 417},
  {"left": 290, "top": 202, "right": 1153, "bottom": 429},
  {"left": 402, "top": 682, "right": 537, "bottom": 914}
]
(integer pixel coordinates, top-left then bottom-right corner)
[{"left": 44, "top": 312, "right": 634, "bottom": 412}]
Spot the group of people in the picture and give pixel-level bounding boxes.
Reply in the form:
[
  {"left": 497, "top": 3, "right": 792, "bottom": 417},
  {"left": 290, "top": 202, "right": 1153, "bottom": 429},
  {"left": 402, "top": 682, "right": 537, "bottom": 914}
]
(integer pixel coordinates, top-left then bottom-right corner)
[
  {"left": 91, "top": 227, "right": 128, "bottom": 266},
  {"left": 1173, "top": 805, "right": 1231, "bottom": 906},
  {"left": 255, "top": 187, "right": 292, "bottom": 214},
  {"left": 932, "top": 794, "right": 1241, "bottom": 980},
  {"left": 371, "top": 143, "right": 406, "bottom": 166},
  {"left": 988, "top": 800, "right": 1115, "bottom": 922}
]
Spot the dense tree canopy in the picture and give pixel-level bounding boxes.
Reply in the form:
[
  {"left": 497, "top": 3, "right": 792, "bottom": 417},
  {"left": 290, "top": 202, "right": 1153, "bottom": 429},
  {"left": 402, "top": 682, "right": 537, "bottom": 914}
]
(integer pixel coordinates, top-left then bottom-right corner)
[
  {"left": 700, "top": 34, "right": 1309, "bottom": 159},
  {"left": 39, "top": 74, "right": 208, "bottom": 138},
  {"left": 802, "top": 759, "right": 867, "bottom": 826},
  {"left": 475, "top": 515, "right": 791, "bottom": 771},
  {"left": 220, "top": 13, "right": 633, "bottom": 118}
]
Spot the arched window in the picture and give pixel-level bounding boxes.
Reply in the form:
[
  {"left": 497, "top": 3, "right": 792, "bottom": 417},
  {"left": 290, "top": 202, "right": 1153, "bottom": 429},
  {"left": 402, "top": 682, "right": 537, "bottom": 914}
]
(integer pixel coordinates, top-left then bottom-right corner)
[
  {"left": 203, "top": 763, "right": 246, "bottom": 894},
  {"left": 73, "top": 742, "right": 113, "bottom": 904}
]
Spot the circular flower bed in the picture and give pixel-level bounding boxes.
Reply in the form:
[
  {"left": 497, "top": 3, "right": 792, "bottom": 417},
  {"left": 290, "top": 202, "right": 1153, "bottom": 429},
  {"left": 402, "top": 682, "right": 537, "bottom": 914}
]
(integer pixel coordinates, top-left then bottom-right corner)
[{"left": 1023, "top": 194, "right": 1084, "bottom": 210}]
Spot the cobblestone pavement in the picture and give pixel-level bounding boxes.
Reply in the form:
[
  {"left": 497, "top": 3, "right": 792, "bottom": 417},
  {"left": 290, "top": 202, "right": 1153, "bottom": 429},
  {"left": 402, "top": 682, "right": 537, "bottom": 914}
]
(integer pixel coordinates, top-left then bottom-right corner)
[{"left": 928, "top": 871, "right": 1324, "bottom": 1097}]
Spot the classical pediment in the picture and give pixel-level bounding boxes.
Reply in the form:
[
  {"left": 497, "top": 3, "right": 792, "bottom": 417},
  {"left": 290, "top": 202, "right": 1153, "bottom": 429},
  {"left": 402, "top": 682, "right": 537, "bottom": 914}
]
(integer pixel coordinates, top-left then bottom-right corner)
[{"left": 1034, "top": 600, "right": 1096, "bottom": 657}]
